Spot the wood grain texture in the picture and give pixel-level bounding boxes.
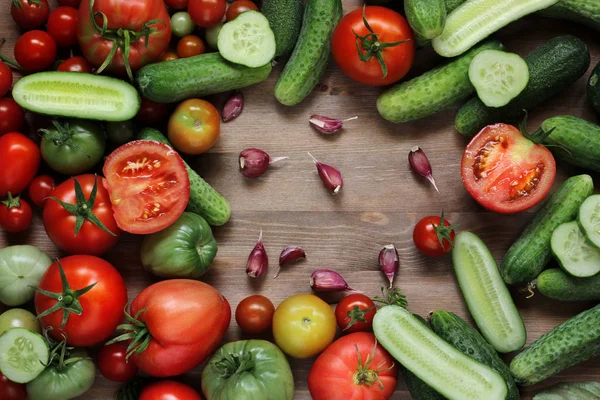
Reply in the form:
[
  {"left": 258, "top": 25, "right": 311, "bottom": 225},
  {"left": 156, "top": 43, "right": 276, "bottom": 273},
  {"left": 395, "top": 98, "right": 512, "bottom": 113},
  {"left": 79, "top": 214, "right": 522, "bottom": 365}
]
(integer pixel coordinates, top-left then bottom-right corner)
[{"left": 1, "top": 0, "right": 600, "bottom": 399}]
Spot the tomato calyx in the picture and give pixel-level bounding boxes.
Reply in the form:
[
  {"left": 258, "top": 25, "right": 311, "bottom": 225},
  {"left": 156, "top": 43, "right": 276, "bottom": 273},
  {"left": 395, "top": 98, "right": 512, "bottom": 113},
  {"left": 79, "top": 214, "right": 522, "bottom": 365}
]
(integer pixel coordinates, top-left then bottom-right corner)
[
  {"left": 373, "top": 287, "right": 408, "bottom": 308},
  {"left": 353, "top": 6, "right": 410, "bottom": 79},
  {"left": 352, "top": 341, "right": 394, "bottom": 389},
  {"left": 431, "top": 211, "right": 456, "bottom": 252},
  {"left": 11, "top": 0, "right": 44, "bottom": 9},
  {"left": 213, "top": 350, "right": 255, "bottom": 378},
  {"left": 108, "top": 307, "right": 151, "bottom": 358},
  {"left": 2, "top": 192, "right": 22, "bottom": 209},
  {"left": 344, "top": 305, "right": 375, "bottom": 331},
  {"left": 44, "top": 331, "right": 89, "bottom": 372},
  {"left": 518, "top": 111, "right": 556, "bottom": 145},
  {"left": 40, "top": 120, "right": 91, "bottom": 157}
]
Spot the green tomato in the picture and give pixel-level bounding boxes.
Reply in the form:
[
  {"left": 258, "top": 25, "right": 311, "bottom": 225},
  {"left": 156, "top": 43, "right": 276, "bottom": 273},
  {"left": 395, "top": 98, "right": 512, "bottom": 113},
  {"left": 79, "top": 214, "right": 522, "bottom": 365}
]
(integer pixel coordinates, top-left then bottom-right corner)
[
  {"left": 0, "top": 309, "right": 41, "bottom": 335},
  {"left": 171, "top": 12, "right": 195, "bottom": 37},
  {"left": 40, "top": 119, "right": 106, "bottom": 176},
  {"left": 202, "top": 340, "right": 294, "bottom": 400},
  {"left": 141, "top": 212, "right": 217, "bottom": 279},
  {"left": 106, "top": 120, "right": 135, "bottom": 145},
  {"left": 0, "top": 245, "right": 52, "bottom": 306},
  {"left": 26, "top": 350, "right": 95, "bottom": 400},
  {"left": 205, "top": 22, "right": 223, "bottom": 50}
]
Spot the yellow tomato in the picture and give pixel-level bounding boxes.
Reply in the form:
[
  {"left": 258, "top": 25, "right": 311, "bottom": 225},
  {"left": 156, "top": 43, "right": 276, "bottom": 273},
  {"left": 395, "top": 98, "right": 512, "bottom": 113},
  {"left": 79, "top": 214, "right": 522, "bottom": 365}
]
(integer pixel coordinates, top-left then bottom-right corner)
[{"left": 272, "top": 294, "right": 337, "bottom": 358}]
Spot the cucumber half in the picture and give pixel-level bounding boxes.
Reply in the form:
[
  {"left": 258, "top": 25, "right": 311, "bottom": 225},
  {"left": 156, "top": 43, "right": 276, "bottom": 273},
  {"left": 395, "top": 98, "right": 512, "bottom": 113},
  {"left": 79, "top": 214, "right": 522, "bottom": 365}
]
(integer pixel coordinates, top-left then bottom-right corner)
[
  {"left": 578, "top": 195, "right": 600, "bottom": 250},
  {"left": 551, "top": 221, "right": 600, "bottom": 278},
  {"left": 217, "top": 11, "right": 276, "bottom": 68},
  {"left": 0, "top": 328, "right": 48, "bottom": 384},
  {"left": 468, "top": 50, "right": 529, "bottom": 107}
]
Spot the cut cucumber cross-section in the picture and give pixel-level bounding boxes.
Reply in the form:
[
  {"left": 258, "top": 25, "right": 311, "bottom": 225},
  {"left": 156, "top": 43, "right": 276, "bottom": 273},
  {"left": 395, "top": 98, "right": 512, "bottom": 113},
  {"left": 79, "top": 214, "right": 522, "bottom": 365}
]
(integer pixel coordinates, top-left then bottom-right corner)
[
  {"left": 551, "top": 221, "right": 600, "bottom": 277},
  {"left": 0, "top": 328, "right": 48, "bottom": 384},
  {"left": 373, "top": 305, "right": 508, "bottom": 400},
  {"left": 578, "top": 194, "right": 600, "bottom": 250},
  {"left": 218, "top": 11, "right": 276, "bottom": 68},
  {"left": 469, "top": 50, "right": 529, "bottom": 107}
]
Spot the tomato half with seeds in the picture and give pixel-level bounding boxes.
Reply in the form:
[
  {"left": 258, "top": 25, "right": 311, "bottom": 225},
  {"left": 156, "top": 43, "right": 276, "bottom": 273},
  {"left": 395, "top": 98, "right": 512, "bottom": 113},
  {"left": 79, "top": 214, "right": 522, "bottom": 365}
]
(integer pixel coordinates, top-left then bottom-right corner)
[
  {"left": 461, "top": 123, "right": 556, "bottom": 214},
  {"left": 102, "top": 140, "right": 190, "bottom": 234}
]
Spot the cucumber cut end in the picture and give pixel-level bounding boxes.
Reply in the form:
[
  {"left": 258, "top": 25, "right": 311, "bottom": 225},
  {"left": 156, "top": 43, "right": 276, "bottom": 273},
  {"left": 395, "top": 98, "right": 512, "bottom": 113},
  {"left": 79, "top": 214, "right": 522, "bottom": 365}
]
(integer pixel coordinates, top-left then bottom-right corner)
[
  {"left": 0, "top": 328, "right": 48, "bottom": 384},
  {"left": 578, "top": 194, "right": 600, "bottom": 252},
  {"left": 551, "top": 221, "right": 600, "bottom": 278},
  {"left": 218, "top": 11, "right": 276, "bottom": 68}
]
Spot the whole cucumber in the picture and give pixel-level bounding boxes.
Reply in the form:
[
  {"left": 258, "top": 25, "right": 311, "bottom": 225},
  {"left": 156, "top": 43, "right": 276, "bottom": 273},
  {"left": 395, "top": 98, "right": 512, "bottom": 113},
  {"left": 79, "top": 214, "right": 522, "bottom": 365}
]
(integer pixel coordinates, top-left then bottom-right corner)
[
  {"left": 274, "top": 0, "right": 342, "bottom": 106},
  {"left": 539, "top": 0, "right": 600, "bottom": 32},
  {"left": 501, "top": 174, "right": 594, "bottom": 285},
  {"left": 542, "top": 116, "right": 600, "bottom": 172},
  {"left": 405, "top": 0, "right": 447, "bottom": 41},
  {"left": 534, "top": 381, "right": 600, "bottom": 399},
  {"left": 262, "top": 0, "right": 303, "bottom": 57},
  {"left": 536, "top": 268, "right": 600, "bottom": 301},
  {"left": 588, "top": 60, "right": 600, "bottom": 114}
]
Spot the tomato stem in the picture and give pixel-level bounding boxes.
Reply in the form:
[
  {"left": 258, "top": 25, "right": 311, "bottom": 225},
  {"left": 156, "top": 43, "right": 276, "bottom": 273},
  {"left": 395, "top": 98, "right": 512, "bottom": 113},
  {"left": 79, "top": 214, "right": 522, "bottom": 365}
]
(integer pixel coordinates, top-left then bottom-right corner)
[
  {"left": 0, "top": 38, "right": 24, "bottom": 71},
  {"left": 372, "top": 287, "right": 408, "bottom": 308},
  {"left": 431, "top": 211, "right": 456, "bottom": 251}
]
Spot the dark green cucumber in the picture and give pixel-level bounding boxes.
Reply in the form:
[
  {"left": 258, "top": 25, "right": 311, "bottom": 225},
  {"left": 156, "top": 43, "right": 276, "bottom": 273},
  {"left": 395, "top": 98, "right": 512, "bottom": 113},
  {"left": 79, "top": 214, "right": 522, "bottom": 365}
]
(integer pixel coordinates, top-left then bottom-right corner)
[
  {"left": 430, "top": 310, "right": 520, "bottom": 400},
  {"left": 456, "top": 35, "right": 590, "bottom": 136},
  {"left": 136, "top": 53, "right": 272, "bottom": 103},
  {"left": 262, "top": 0, "right": 303, "bottom": 57},
  {"left": 542, "top": 116, "right": 600, "bottom": 172},
  {"left": 510, "top": 304, "right": 600, "bottom": 386},
  {"left": 588, "top": 61, "right": 600, "bottom": 114},
  {"left": 377, "top": 40, "right": 503, "bottom": 123},
  {"left": 501, "top": 174, "right": 594, "bottom": 285},
  {"left": 536, "top": 268, "right": 600, "bottom": 301},
  {"left": 405, "top": 0, "right": 447, "bottom": 41},
  {"left": 138, "top": 128, "right": 231, "bottom": 226},
  {"left": 534, "top": 381, "right": 600, "bottom": 399},
  {"left": 274, "top": 0, "right": 342, "bottom": 106},
  {"left": 418, "top": 0, "right": 467, "bottom": 47},
  {"left": 540, "top": 0, "right": 600, "bottom": 32}
]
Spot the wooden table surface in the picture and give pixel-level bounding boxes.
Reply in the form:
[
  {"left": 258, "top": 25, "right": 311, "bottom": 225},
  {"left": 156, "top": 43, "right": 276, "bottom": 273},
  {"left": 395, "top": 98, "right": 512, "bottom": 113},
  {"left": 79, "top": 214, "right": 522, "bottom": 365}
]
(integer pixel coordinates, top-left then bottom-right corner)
[{"left": 1, "top": 1, "right": 600, "bottom": 399}]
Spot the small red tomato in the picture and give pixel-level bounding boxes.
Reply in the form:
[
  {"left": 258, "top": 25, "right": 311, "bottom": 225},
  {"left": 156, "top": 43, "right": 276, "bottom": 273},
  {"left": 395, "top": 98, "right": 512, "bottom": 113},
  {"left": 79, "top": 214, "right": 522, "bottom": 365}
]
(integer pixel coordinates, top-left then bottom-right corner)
[
  {"left": 188, "top": 0, "right": 226, "bottom": 28},
  {"left": 140, "top": 381, "right": 202, "bottom": 400},
  {"left": 0, "top": 62, "right": 12, "bottom": 98},
  {"left": 11, "top": 0, "right": 49, "bottom": 30},
  {"left": 136, "top": 97, "right": 170, "bottom": 124},
  {"left": 177, "top": 35, "right": 206, "bottom": 58},
  {"left": 57, "top": 0, "right": 81, "bottom": 6},
  {"left": 57, "top": 56, "right": 93, "bottom": 73},
  {"left": 164, "top": 0, "right": 188, "bottom": 10},
  {"left": 0, "top": 193, "right": 33, "bottom": 233},
  {"left": 226, "top": 0, "right": 259, "bottom": 21},
  {"left": 235, "top": 295, "right": 275, "bottom": 335},
  {"left": 98, "top": 343, "right": 139, "bottom": 382},
  {"left": 0, "top": 371, "right": 26, "bottom": 400},
  {"left": 0, "top": 132, "right": 40, "bottom": 197},
  {"left": 413, "top": 213, "right": 456, "bottom": 257},
  {"left": 47, "top": 6, "right": 79, "bottom": 47},
  {"left": 160, "top": 51, "right": 179, "bottom": 62},
  {"left": 14, "top": 30, "right": 57, "bottom": 72},
  {"left": 28, "top": 175, "right": 55, "bottom": 207},
  {"left": 0, "top": 99, "right": 25, "bottom": 136},
  {"left": 334, "top": 293, "right": 376, "bottom": 333}
]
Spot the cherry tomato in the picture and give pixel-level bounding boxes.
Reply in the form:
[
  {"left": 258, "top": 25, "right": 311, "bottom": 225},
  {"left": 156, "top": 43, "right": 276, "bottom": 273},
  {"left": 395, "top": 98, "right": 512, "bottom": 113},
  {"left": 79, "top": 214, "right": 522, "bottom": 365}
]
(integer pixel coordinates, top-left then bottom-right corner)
[
  {"left": 461, "top": 123, "right": 556, "bottom": 214},
  {"left": 0, "top": 99, "right": 25, "bottom": 136},
  {"left": 14, "top": 30, "right": 57, "bottom": 72},
  {"left": 188, "top": 0, "right": 226, "bottom": 28},
  {"left": 0, "top": 132, "right": 40, "bottom": 197},
  {"left": 0, "top": 371, "right": 26, "bottom": 400},
  {"left": 11, "top": 0, "right": 49, "bottom": 30},
  {"left": 413, "top": 213, "right": 456, "bottom": 257},
  {"left": 332, "top": 6, "right": 414, "bottom": 86},
  {"left": 57, "top": 56, "right": 93, "bottom": 73},
  {"left": 47, "top": 6, "right": 79, "bottom": 47},
  {"left": 176, "top": 35, "right": 206, "bottom": 58},
  {"left": 334, "top": 294, "right": 376, "bottom": 333},
  {"left": 168, "top": 99, "right": 220, "bottom": 155},
  {"left": 164, "top": 0, "right": 188, "bottom": 10},
  {"left": 235, "top": 295, "right": 275, "bottom": 335},
  {"left": 160, "top": 51, "right": 179, "bottom": 62},
  {"left": 140, "top": 381, "right": 202, "bottom": 400},
  {"left": 28, "top": 175, "right": 55, "bottom": 207},
  {"left": 0, "top": 193, "right": 32, "bottom": 233},
  {"left": 0, "top": 62, "right": 12, "bottom": 98},
  {"left": 136, "top": 97, "right": 170, "bottom": 124},
  {"left": 57, "top": 0, "right": 81, "bottom": 6},
  {"left": 226, "top": 0, "right": 259, "bottom": 21},
  {"left": 98, "top": 343, "right": 139, "bottom": 382}
]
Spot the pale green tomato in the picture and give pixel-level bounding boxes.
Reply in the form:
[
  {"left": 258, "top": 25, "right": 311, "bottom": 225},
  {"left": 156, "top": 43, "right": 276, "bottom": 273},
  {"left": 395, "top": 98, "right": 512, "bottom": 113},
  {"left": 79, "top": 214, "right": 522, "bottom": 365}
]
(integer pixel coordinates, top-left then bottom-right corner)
[
  {"left": 206, "top": 22, "right": 223, "bottom": 49},
  {"left": 171, "top": 12, "right": 195, "bottom": 37},
  {"left": 0, "top": 245, "right": 52, "bottom": 306},
  {"left": 0, "top": 309, "right": 41, "bottom": 335}
]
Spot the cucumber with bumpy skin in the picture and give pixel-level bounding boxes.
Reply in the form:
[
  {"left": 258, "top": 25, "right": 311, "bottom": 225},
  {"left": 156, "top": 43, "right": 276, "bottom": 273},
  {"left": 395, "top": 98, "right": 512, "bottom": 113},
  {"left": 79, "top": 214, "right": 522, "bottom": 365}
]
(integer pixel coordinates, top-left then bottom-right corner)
[
  {"left": 262, "top": 0, "right": 303, "bottom": 57},
  {"left": 405, "top": 0, "right": 446, "bottom": 41},
  {"left": 542, "top": 116, "right": 600, "bottom": 172},
  {"left": 534, "top": 381, "right": 600, "bottom": 399},
  {"left": 536, "top": 268, "right": 600, "bottom": 301},
  {"left": 540, "top": 0, "right": 600, "bottom": 32},
  {"left": 589, "top": 61, "right": 600, "bottom": 115},
  {"left": 551, "top": 221, "right": 600, "bottom": 278}
]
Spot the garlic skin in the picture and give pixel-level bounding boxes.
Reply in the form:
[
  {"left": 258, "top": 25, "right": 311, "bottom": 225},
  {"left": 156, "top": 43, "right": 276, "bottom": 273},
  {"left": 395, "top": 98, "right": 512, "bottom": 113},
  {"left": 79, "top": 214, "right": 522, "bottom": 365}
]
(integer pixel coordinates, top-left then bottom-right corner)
[
  {"left": 309, "top": 115, "right": 358, "bottom": 134},
  {"left": 246, "top": 231, "right": 268, "bottom": 278},
  {"left": 275, "top": 246, "right": 306, "bottom": 278},
  {"left": 239, "top": 148, "right": 288, "bottom": 178},
  {"left": 308, "top": 153, "right": 343, "bottom": 194},
  {"left": 310, "top": 269, "right": 358, "bottom": 292},
  {"left": 222, "top": 92, "right": 243, "bottom": 122},
  {"left": 379, "top": 244, "right": 399, "bottom": 289},
  {"left": 408, "top": 146, "right": 439, "bottom": 193}
]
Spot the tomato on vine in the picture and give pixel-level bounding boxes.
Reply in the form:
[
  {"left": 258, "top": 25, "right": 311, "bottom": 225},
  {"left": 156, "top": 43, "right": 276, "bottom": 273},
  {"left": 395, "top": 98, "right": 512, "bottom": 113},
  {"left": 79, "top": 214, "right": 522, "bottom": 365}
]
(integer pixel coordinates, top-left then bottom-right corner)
[
  {"left": 413, "top": 212, "right": 456, "bottom": 257},
  {"left": 11, "top": 0, "right": 49, "bottom": 30},
  {"left": 0, "top": 193, "right": 32, "bottom": 233},
  {"left": 335, "top": 294, "right": 376, "bottom": 333}
]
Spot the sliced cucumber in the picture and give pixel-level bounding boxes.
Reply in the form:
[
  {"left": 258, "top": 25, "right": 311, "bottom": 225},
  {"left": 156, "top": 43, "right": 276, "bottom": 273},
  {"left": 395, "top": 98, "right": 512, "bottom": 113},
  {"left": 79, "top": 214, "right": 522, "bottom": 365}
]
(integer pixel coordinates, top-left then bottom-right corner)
[
  {"left": 433, "top": 0, "right": 560, "bottom": 57},
  {"left": 468, "top": 50, "right": 529, "bottom": 107},
  {"left": 373, "top": 305, "right": 508, "bottom": 400},
  {"left": 453, "top": 231, "right": 526, "bottom": 353},
  {"left": 551, "top": 221, "right": 600, "bottom": 278},
  {"left": 218, "top": 11, "right": 276, "bottom": 68},
  {"left": 0, "top": 328, "right": 48, "bottom": 384},
  {"left": 578, "top": 194, "right": 600, "bottom": 249},
  {"left": 12, "top": 72, "right": 140, "bottom": 122}
]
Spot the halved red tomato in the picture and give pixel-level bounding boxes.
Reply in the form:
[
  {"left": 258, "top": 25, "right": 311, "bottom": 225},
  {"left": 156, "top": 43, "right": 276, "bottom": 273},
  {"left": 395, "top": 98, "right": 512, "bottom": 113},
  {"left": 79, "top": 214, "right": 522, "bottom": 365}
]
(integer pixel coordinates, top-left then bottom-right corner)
[
  {"left": 102, "top": 140, "right": 190, "bottom": 234},
  {"left": 461, "top": 123, "right": 556, "bottom": 214}
]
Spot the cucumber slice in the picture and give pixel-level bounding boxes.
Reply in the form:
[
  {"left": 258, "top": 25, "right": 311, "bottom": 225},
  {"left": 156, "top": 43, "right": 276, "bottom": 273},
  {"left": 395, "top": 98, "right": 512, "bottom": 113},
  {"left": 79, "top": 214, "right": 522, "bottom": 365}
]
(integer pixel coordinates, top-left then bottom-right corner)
[
  {"left": 453, "top": 231, "right": 526, "bottom": 353},
  {"left": 468, "top": 50, "right": 529, "bottom": 107},
  {"left": 373, "top": 306, "right": 507, "bottom": 400},
  {"left": 551, "top": 221, "right": 600, "bottom": 277},
  {"left": 578, "top": 195, "right": 600, "bottom": 249},
  {"left": 12, "top": 72, "right": 140, "bottom": 122},
  {"left": 217, "top": 11, "right": 276, "bottom": 68},
  {"left": 432, "top": 0, "right": 560, "bottom": 57},
  {"left": 0, "top": 328, "right": 48, "bottom": 384}
]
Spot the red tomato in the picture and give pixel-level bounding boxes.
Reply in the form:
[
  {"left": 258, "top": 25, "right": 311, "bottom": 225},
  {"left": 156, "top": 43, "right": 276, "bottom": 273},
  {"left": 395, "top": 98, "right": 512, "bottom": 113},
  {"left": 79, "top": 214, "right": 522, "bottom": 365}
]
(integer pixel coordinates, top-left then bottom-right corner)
[
  {"left": 47, "top": 6, "right": 79, "bottom": 47},
  {"left": 57, "top": 0, "right": 80, "bottom": 6},
  {"left": 168, "top": 99, "right": 220, "bottom": 155},
  {"left": 14, "top": 30, "right": 57, "bottom": 72},
  {"left": 35, "top": 255, "right": 128, "bottom": 347},
  {"left": 102, "top": 140, "right": 190, "bottom": 234},
  {"left": 0, "top": 371, "right": 26, "bottom": 400},
  {"left": 332, "top": 6, "right": 414, "bottom": 86},
  {"left": 98, "top": 343, "right": 139, "bottom": 382},
  {"left": 77, "top": 0, "right": 171, "bottom": 78},
  {"left": 226, "top": 0, "right": 259, "bottom": 21},
  {"left": 57, "top": 56, "right": 93, "bottom": 73},
  {"left": 176, "top": 35, "right": 206, "bottom": 58},
  {"left": 0, "top": 99, "right": 25, "bottom": 136},
  {"left": 136, "top": 97, "right": 170, "bottom": 124},
  {"left": 0, "top": 193, "right": 32, "bottom": 233},
  {"left": 140, "top": 381, "right": 202, "bottom": 400},
  {"left": 164, "top": 0, "right": 189, "bottom": 10},
  {"left": 308, "top": 332, "right": 398, "bottom": 400},
  {"left": 11, "top": 0, "right": 49, "bottom": 30},
  {"left": 0, "top": 62, "right": 12, "bottom": 98},
  {"left": 124, "top": 280, "right": 231, "bottom": 377},
  {"left": 335, "top": 294, "right": 376, "bottom": 333},
  {"left": 28, "top": 175, "right": 55, "bottom": 207},
  {"left": 160, "top": 51, "right": 179, "bottom": 62},
  {"left": 413, "top": 213, "right": 456, "bottom": 257},
  {"left": 43, "top": 175, "right": 121, "bottom": 255},
  {"left": 461, "top": 123, "right": 556, "bottom": 214},
  {"left": 188, "top": 0, "right": 226, "bottom": 28},
  {"left": 0, "top": 132, "right": 40, "bottom": 197},
  {"left": 235, "top": 295, "right": 275, "bottom": 335}
]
